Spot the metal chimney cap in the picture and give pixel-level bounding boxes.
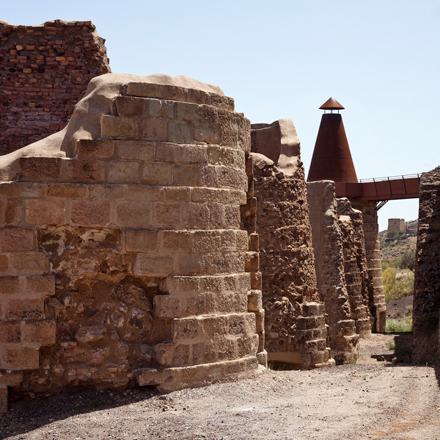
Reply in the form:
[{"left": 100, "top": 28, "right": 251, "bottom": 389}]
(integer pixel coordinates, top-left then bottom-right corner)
[{"left": 319, "top": 97, "right": 344, "bottom": 110}]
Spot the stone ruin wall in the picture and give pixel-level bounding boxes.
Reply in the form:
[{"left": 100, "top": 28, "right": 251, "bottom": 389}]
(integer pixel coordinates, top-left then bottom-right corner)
[
  {"left": 413, "top": 166, "right": 440, "bottom": 362},
  {"left": 0, "top": 73, "right": 262, "bottom": 412},
  {"left": 307, "top": 181, "right": 360, "bottom": 364},
  {"left": 0, "top": 20, "right": 110, "bottom": 155},
  {"left": 251, "top": 122, "right": 334, "bottom": 369}
]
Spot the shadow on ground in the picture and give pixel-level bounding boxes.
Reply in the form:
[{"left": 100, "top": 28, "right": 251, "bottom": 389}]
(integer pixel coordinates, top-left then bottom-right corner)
[{"left": 0, "top": 386, "right": 158, "bottom": 439}]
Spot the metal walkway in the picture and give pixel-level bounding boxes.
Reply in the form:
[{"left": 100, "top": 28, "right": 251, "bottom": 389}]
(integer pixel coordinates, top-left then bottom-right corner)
[{"left": 334, "top": 174, "right": 421, "bottom": 201}]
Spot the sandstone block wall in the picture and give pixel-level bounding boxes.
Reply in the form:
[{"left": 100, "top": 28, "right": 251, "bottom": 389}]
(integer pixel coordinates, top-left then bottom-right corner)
[
  {"left": 0, "top": 74, "right": 261, "bottom": 411},
  {"left": 337, "top": 199, "right": 373, "bottom": 337},
  {"left": 307, "top": 181, "right": 359, "bottom": 364},
  {"left": 351, "top": 200, "right": 386, "bottom": 332},
  {"left": 0, "top": 20, "right": 110, "bottom": 155},
  {"left": 251, "top": 122, "right": 334, "bottom": 369},
  {"left": 413, "top": 167, "right": 440, "bottom": 362}
]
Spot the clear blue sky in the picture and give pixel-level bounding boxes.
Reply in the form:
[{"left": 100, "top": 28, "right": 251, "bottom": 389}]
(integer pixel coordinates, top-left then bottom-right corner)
[{"left": 3, "top": 0, "right": 439, "bottom": 230}]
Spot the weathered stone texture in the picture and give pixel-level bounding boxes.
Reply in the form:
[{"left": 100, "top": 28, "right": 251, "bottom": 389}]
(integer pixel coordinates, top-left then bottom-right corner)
[
  {"left": 0, "top": 20, "right": 110, "bottom": 155},
  {"left": 251, "top": 122, "right": 334, "bottom": 370},
  {"left": 337, "top": 198, "right": 373, "bottom": 337},
  {"left": 307, "top": 181, "right": 359, "bottom": 364},
  {"left": 413, "top": 166, "right": 440, "bottom": 362},
  {"left": 0, "top": 73, "right": 260, "bottom": 411}
]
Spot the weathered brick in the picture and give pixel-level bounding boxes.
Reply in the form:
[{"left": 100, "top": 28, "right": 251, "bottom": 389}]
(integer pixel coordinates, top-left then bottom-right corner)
[
  {"left": 116, "top": 202, "right": 153, "bottom": 228},
  {"left": 115, "top": 96, "right": 147, "bottom": 117},
  {"left": 165, "top": 276, "right": 201, "bottom": 294},
  {"left": 148, "top": 99, "right": 175, "bottom": 119},
  {"left": 0, "top": 321, "right": 21, "bottom": 343},
  {"left": 2, "top": 347, "right": 39, "bottom": 370},
  {"left": 115, "top": 140, "right": 155, "bottom": 161},
  {"left": 134, "top": 254, "right": 174, "bottom": 277},
  {"left": 153, "top": 295, "right": 182, "bottom": 318},
  {"left": 108, "top": 161, "right": 140, "bottom": 184},
  {"left": 155, "top": 202, "right": 182, "bottom": 228},
  {"left": 0, "top": 182, "right": 45, "bottom": 198},
  {"left": 78, "top": 139, "right": 114, "bottom": 159},
  {"left": 125, "top": 230, "right": 159, "bottom": 252},
  {"left": 70, "top": 200, "right": 111, "bottom": 226},
  {"left": 162, "top": 187, "right": 191, "bottom": 202},
  {"left": 183, "top": 203, "right": 210, "bottom": 229},
  {"left": 25, "top": 276, "right": 55, "bottom": 296},
  {"left": 173, "top": 165, "right": 200, "bottom": 186},
  {"left": 141, "top": 163, "right": 173, "bottom": 185},
  {"left": 0, "top": 199, "right": 24, "bottom": 227},
  {"left": 7, "top": 298, "right": 45, "bottom": 320},
  {"left": 25, "top": 199, "right": 66, "bottom": 226},
  {"left": 161, "top": 231, "right": 191, "bottom": 251},
  {"left": 9, "top": 252, "right": 49, "bottom": 275},
  {"left": 0, "top": 228, "right": 35, "bottom": 251},
  {"left": 19, "top": 157, "right": 62, "bottom": 181},
  {"left": 125, "top": 185, "right": 161, "bottom": 202},
  {"left": 0, "top": 276, "right": 20, "bottom": 294},
  {"left": 168, "top": 120, "right": 191, "bottom": 143},
  {"left": 137, "top": 117, "right": 168, "bottom": 141},
  {"left": 22, "top": 319, "right": 56, "bottom": 345},
  {"left": 126, "top": 83, "right": 186, "bottom": 101},
  {"left": 0, "top": 254, "right": 9, "bottom": 274},
  {"left": 191, "top": 230, "right": 222, "bottom": 253},
  {"left": 89, "top": 184, "right": 126, "bottom": 200},
  {"left": 62, "top": 159, "right": 106, "bottom": 183},
  {"left": 46, "top": 183, "right": 88, "bottom": 198},
  {"left": 101, "top": 115, "right": 136, "bottom": 139}
]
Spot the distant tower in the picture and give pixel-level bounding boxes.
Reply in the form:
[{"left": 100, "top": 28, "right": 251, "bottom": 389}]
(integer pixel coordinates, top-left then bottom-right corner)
[{"left": 307, "top": 97, "right": 358, "bottom": 183}]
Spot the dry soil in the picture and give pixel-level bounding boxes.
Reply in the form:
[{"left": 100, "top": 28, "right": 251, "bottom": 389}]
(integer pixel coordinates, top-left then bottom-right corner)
[{"left": 1, "top": 333, "right": 439, "bottom": 440}]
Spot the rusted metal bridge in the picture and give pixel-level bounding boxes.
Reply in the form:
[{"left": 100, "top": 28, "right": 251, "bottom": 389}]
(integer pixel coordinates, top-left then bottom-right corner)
[{"left": 334, "top": 173, "right": 421, "bottom": 201}]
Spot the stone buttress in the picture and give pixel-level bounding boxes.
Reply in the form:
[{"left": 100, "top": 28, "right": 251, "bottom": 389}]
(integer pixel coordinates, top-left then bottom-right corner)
[{"left": 0, "top": 74, "right": 262, "bottom": 411}]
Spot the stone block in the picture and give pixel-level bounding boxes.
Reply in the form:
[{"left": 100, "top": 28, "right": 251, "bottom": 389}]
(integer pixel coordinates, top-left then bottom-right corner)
[
  {"left": 180, "top": 145, "right": 208, "bottom": 164},
  {"left": 148, "top": 99, "right": 175, "bottom": 119},
  {"left": 62, "top": 159, "right": 106, "bottom": 183},
  {"left": 141, "top": 162, "right": 173, "bottom": 185},
  {"left": 125, "top": 230, "right": 159, "bottom": 252},
  {"left": 115, "top": 96, "right": 147, "bottom": 117},
  {"left": 172, "top": 165, "right": 200, "bottom": 186},
  {"left": 153, "top": 295, "right": 182, "bottom": 318},
  {"left": 185, "top": 292, "right": 217, "bottom": 315},
  {"left": 7, "top": 298, "right": 45, "bottom": 320},
  {"left": 19, "top": 157, "right": 62, "bottom": 181},
  {"left": 0, "top": 276, "right": 20, "bottom": 294},
  {"left": 125, "top": 185, "right": 161, "bottom": 202},
  {"left": 78, "top": 139, "right": 115, "bottom": 158},
  {"left": 183, "top": 203, "right": 210, "bottom": 229},
  {"left": 248, "top": 290, "right": 262, "bottom": 312},
  {"left": 255, "top": 309, "right": 265, "bottom": 332},
  {"left": 134, "top": 254, "right": 174, "bottom": 277},
  {"left": 2, "top": 347, "right": 39, "bottom": 370},
  {"left": 192, "top": 342, "right": 216, "bottom": 364},
  {"left": 191, "top": 230, "right": 222, "bottom": 253},
  {"left": 126, "top": 83, "right": 187, "bottom": 101},
  {"left": 46, "top": 183, "right": 88, "bottom": 198},
  {"left": 165, "top": 276, "right": 201, "bottom": 294},
  {"left": 25, "top": 275, "right": 55, "bottom": 296},
  {"left": 115, "top": 140, "right": 155, "bottom": 161},
  {"left": 0, "top": 182, "right": 45, "bottom": 198},
  {"left": 168, "top": 120, "right": 191, "bottom": 143},
  {"left": 70, "top": 200, "right": 111, "bottom": 226},
  {"left": 0, "top": 321, "right": 21, "bottom": 343},
  {"left": 9, "top": 252, "right": 49, "bottom": 275},
  {"left": 25, "top": 199, "right": 66, "bottom": 225},
  {"left": 108, "top": 161, "right": 140, "bottom": 184},
  {"left": 225, "top": 205, "right": 241, "bottom": 228},
  {"left": 228, "top": 313, "right": 255, "bottom": 336},
  {"left": 177, "top": 254, "right": 206, "bottom": 275},
  {"left": 116, "top": 202, "right": 153, "bottom": 228},
  {"left": 161, "top": 231, "right": 191, "bottom": 251},
  {"left": 155, "top": 202, "right": 182, "bottom": 228},
  {"left": 88, "top": 184, "right": 126, "bottom": 200},
  {"left": 0, "top": 199, "right": 25, "bottom": 227},
  {"left": 101, "top": 115, "right": 136, "bottom": 139},
  {"left": 0, "top": 254, "right": 9, "bottom": 274},
  {"left": 22, "top": 319, "right": 56, "bottom": 345},
  {"left": 162, "top": 187, "right": 191, "bottom": 202},
  {"left": 155, "top": 142, "right": 182, "bottom": 163},
  {"left": 245, "top": 251, "right": 259, "bottom": 272},
  {"left": 137, "top": 117, "right": 168, "bottom": 142},
  {"left": 229, "top": 190, "right": 247, "bottom": 205},
  {"left": 0, "top": 228, "right": 35, "bottom": 252},
  {"left": 194, "top": 124, "right": 221, "bottom": 144}
]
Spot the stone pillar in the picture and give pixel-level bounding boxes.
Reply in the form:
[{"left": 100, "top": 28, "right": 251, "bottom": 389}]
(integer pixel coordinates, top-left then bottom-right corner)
[
  {"left": 351, "top": 200, "right": 386, "bottom": 332},
  {"left": 307, "top": 181, "right": 359, "bottom": 364},
  {"left": 413, "top": 167, "right": 440, "bottom": 362}
]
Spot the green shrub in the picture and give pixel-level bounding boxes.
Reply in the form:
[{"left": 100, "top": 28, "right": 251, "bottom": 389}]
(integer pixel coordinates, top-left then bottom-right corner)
[
  {"left": 383, "top": 267, "right": 414, "bottom": 303},
  {"left": 386, "top": 317, "right": 412, "bottom": 332},
  {"left": 387, "top": 230, "right": 398, "bottom": 238},
  {"left": 396, "top": 249, "right": 416, "bottom": 271}
]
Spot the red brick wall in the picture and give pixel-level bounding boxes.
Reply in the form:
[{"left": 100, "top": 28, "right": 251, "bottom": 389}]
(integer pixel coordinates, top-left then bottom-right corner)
[{"left": 0, "top": 20, "right": 110, "bottom": 155}]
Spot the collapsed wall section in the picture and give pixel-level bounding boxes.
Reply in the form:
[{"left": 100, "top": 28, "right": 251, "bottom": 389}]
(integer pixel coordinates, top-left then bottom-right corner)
[
  {"left": 251, "top": 121, "right": 334, "bottom": 369},
  {"left": 0, "top": 20, "right": 110, "bottom": 155},
  {"left": 307, "top": 181, "right": 359, "bottom": 364},
  {"left": 413, "top": 166, "right": 440, "bottom": 362},
  {"left": 0, "top": 73, "right": 261, "bottom": 411}
]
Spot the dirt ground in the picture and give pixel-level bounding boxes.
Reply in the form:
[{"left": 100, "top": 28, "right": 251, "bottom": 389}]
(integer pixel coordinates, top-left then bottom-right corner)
[{"left": 1, "top": 333, "right": 439, "bottom": 440}]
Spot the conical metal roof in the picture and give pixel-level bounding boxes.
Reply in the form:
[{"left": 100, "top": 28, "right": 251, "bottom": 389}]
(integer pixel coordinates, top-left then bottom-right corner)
[{"left": 319, "top": 97, "right": 344, "bottom": 110}]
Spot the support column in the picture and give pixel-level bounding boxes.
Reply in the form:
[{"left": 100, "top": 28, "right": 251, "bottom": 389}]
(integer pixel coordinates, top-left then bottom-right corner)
[{"left": 351, "top": 200, "right": 386, "bottom": 332}]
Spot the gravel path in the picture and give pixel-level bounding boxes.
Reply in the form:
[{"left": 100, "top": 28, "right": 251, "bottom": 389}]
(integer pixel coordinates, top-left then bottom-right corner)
[{"left": 1, "top": 333, "right": 439, "bottom": 440}]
